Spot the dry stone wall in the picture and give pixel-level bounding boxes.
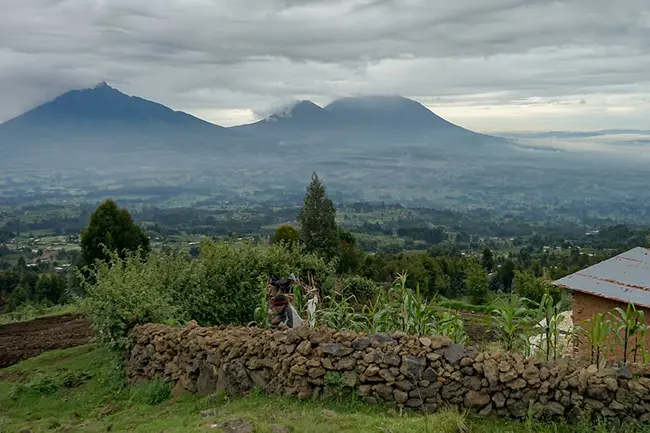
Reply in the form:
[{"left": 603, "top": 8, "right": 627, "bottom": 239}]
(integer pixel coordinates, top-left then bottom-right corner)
[{"left": 126, "top": 321, "right": 650, "bottom": 426}]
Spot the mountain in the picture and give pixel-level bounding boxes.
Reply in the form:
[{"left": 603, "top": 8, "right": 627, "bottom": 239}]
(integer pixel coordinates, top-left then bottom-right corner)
[
  {"left": 233, "top": 95, "right": 505, "bottom": 154},
  {"left": 0, "top": 82, "right": 252, "bottom": 169}
]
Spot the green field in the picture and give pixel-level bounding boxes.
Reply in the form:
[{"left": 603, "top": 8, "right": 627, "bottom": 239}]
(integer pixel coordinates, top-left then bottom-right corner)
[{"left": 0, "top": 345, "right": 643, "bottom": 433}]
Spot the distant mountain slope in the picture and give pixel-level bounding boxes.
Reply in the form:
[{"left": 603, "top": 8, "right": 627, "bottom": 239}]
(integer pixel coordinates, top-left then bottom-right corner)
[
  {"left": 0, "top": 83, "right": 254, "bottom": 168},
  {"left": 1, "top": 82, "right": 225, "bottom": 132},
  {"left": 232, "top": 95, "right": 503, "bottom": 151}
]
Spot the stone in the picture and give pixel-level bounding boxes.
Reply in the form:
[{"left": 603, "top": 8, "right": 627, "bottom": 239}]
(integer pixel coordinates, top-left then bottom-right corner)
[
  {"left": 394, "top": 389, "right": 409, "bottom": 404},
  {"left": 366, "top": 365, "right": 380, "bottom": 377},
  {"left": 197, "top": 362, "right": 218, "bottom": 395},
  {"left": 442, "top": 344, "right": 465, "bottom": 364},
  {"left": 463, "top": 376, "right": 482, "bottom": 392},
  {"left": 384, "top": 354, "right": 401, "bottom": 367},
  {"left": 465, "top": 390, "right": 491, "bottom": 408},
  {"left": 308, "top": 368, "right": 326, "bottom": 379},
  {"left": 379, "top": 369, "right": 396, "bottom": 382},
  {"left": 405, "top": 398, "right": 423, "bottom": 408},
  {"left": 508, "top": 379, "right": 527, "bottom": 390},
  {"left": 395, "top": 380, "right": 413, "bottom": 392},
  {"left": 321, "top": 358, "right": 335, "bottom": 370},
  {"left": 478, "top": 403, "right": 493, "bottom": 417},
  {"left": 343, "top": 371, "right": 358, "bottom": 388},
  {"left": 296, "top": 341, "right": 312, "bottom": 356},
  {"left": 359, "top": 385, "right": 372, "bottom": 396},
  {"left": 483, "top": 359, "right": 500, "bottom": 386},
  {"left": 604, "top": 377, "right": 618, "bottom": 392},
  {"left": 543, "top": 402, "right": 565, "bottom": 416},
  {"left": 492, "top": 392, "right": 506, "bottom": 408},
  {"left": 336, "top": 357, "right": 356, "bottom": 371},
  {"left": 418, "top": 382, "right": 442, "bottom": 398},
  {"left": 539, "top": 367, "right": 550, "bottom": 381},
  {"left": 610, "top": 400, "right": 626, "bottom": 411},
  {"left": 369, "top": 333, "right": 395, "bottom": 344},
  {"left": 290, "top": 364, "right": 307, "bottom": 376},
  {"left": 585, "top": 398, "right": 605, "bottom": 410},
  {"left": 373, "top": 383, "right": 394, "bottom": 401},
  {"left": 522, "top": 365, "right": 540, "bottom": 385},
  {"left": 498, "top": 361, "right": 512, "bottom": 373},
  {"left": 499, "top": 369, "right": 519, "bottom": 383},
  {"left": 320, "top": 344, "right": 354, "bottom": 357},
  {"left": 419, "top": 337, "right": 432, "bottom": 347},
  {"left": 618, "top": 365, "right": 633, "bottom": 380},
  {"left": 422, "top": 367, "right": 437, "bottom": 382},
  {"left": 352, "top": 338, "right": 371, "bottom": 350},
  {"left": 400, "top": 356, "right": 426, "bottom": 380},
  {"left": 200, "top": 408, "right": 217, "bottom": 418}
]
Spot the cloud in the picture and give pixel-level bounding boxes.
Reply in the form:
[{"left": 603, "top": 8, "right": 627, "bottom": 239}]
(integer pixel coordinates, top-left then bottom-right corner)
[{"left": 0, "top": 0, "right": 649, "bottom": 130}]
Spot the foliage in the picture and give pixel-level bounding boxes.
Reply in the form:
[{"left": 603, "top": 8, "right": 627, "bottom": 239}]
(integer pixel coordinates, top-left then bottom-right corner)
[
  {"left": 577, "top": 313, "right": 613, "bottom": 365},
  {"left": 490, "top": 295, "right": 535, "bottom": 353},
  {"left": 466, "top": 262, "right": 489, "bottom": 305},
  {"left": 80, "top": 199, "right": 150, "bottom": 267},
  {"left": 316, "top": 293, "right": 367, "bottom": 332},
  {"left": 513, "top": 270, "right": 559, "bottom": 304},
  {"left": 271, "top": 225, "right": 300, "bottom": 245},
  {"left": 80, "top": 240, "right": 335, "bottom": 350},
  {"left": 437, "top": 311, "right": 468, "bottom": 345},
  {"left": 534, "top": 290, "right": 564, "bottom": 361},
  {"left": 35, "top": 273, "right": 68, "bottom": 305},
  {"left": 610, "top": 303, "right": 647, "bottom": 364},
  {"left": 130, "top": 380, "right": 171, "bottom": 406},
  {"left": 79, "top": 249, "right": 183, "bottom": 351},
  {"left": 338, "top": 274, "right": 379, "bottom": 304},
  {"left": 298, "top": 173, "right": 340, "bottom": 259}
]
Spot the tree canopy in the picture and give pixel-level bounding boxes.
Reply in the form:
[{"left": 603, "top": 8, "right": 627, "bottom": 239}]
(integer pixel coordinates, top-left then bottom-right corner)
[
  {"left": 297, "top": 173, "right": 340, "bottom": 258},
  {"left": 80, "top": 199, "right": 150, "bottom": 266}
]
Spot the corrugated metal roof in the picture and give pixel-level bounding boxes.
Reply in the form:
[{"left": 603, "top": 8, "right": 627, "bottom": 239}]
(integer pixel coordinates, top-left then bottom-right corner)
[{"left": 553, "top": 247, "right": 650, "bottom": 308}]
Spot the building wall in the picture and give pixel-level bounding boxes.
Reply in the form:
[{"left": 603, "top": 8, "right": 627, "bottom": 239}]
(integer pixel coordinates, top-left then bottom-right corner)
[{"left": 572, "top": 291, "right": 650, "bottom": 361}]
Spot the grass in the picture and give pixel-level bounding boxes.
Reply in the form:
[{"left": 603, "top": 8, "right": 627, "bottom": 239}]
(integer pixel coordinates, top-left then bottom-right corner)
[
  {"left": 1, "top": 345, "right": 648, "bottom": 433},
  {"left": 0, "top": 303, "right": 78, "bottom": 325}
]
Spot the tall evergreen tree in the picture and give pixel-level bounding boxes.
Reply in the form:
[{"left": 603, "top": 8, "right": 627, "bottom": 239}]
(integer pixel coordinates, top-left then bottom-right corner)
[
  {"left": 80, "top": 199, "right": 150, "bottom": 266},
  {"left": 298, "top": 173, "right": 339, "bottom": 258}
]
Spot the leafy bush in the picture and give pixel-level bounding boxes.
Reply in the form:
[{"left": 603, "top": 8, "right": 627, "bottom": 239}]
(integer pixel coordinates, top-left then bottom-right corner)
[
  {"left": 81, "top": 240, "right": 335, "bottom": 351},
  {"left": 79, "top": 249, "right": 183, "bottom": 351},
  {"left": 338, "top": 274, "right": 379, "bottom": 304}
]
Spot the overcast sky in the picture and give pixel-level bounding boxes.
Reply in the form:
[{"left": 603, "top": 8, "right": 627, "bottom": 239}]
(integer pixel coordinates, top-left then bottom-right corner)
[{"left": 1, "top": 0, "right": 649, "bottom": 132}]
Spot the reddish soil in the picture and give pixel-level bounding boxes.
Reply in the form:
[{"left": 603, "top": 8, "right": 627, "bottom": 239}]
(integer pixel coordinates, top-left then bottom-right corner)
[{"left": 0, "top": 314, "right": 92, "bottom": 369}]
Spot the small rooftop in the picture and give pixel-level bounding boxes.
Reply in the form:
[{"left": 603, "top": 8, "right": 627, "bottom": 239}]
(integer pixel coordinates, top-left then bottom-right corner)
[{"left": 553, "top": 247, "right": 650, "bottom": 308}]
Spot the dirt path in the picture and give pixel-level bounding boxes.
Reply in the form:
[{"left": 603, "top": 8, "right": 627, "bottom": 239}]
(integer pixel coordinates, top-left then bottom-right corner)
[{"left": 0, "top": 314, "right": 92, "bottom": 369}]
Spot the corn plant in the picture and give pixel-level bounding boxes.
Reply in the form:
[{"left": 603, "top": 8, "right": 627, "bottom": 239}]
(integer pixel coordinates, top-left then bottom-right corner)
[
  {"left": 253, "top": 277, "right": 270, "bottom": 328},
  {"left": 316, "top": 293, "right": 366, "bottom": 332},
  {"left": 577, "top": 313, "right": 612, "bottom": 366},
  {"left": 436, "top": 311, "right": 468, "bottom": 345},
  {"left": 535, "top": 290, "right": 564, "bottom": 361},
  {"left": 490, "top": 295, "right": 534, "bottom": 353},
  {"left": 610, "top": 303, "right": 647, "bottom": 364}
]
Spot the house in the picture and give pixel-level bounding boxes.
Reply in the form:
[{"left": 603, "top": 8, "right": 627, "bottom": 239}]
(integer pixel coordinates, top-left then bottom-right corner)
[{"left": 553, "top": 247, "right": 650, "bottom": 360}]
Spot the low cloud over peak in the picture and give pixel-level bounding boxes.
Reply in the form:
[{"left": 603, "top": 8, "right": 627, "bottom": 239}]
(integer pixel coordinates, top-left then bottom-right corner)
[{"left": 1, "top": 0, "right": 649, "bottom": 131}]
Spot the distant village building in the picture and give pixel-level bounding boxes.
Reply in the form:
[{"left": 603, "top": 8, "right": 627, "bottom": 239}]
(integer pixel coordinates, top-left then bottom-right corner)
[{"left": 553, "top": 247, "right": 650, "bottom": 360}]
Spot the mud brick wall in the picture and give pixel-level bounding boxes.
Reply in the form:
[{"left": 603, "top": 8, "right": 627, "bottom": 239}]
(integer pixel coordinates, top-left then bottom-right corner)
[
  {"left": 573, "top": 291, "right": 650, "bottom": 361},
  {"left": 126, "top": 321, "right": 650, "bottom": 427}
]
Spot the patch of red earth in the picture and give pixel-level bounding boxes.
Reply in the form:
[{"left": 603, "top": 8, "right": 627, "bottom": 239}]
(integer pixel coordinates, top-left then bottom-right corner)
[{"left": 0, "top": 314, "right": 92, "bottom": 369}]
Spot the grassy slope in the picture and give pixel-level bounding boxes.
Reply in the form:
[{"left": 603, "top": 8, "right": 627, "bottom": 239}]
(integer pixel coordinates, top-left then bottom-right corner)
[
  {"left": 0, "top": 345, "right": 641, "bottom": 433},
  {"left": 0, "top": 304, "right": 78, "bottom": 325}
]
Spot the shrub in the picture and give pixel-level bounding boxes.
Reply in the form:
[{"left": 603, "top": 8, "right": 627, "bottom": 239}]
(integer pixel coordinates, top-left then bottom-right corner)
[
  {"left": 80, "top": 240, "right": 335, "bottom": 351},
  {"left": 79, "top": 249, "right": 187, "bottom": 351},
  {"left": 338, "top": 274, "right": 378, "bottom": 304},
  {"left": 271, "top": 225, "right": 300, "bottom": 245}
]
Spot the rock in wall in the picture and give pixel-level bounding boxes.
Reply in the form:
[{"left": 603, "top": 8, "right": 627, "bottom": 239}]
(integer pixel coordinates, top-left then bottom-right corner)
[{"left": 126, "top": 321, "right": 650, "bottom": 427}]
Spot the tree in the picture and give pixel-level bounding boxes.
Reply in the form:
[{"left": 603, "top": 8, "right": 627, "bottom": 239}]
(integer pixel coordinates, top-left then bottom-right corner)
[
  {"left": 337, "top": 229, "right": 364, "bottom": 274},
  {"left": 466, "top": 262, "right": 489, "bottom": 305},
  {"left": 80, "top": 200, "right": 150, "bottom": 266},
  {"left": 271, "top": 225, "right": 300, "bottom": 245},
  {"left": 481, "top": 248, "right": 495, "bottom": 273},
  {"left": 297, "top": 173, "right": 339, "bottom": 258},
  {"left": 35, "top": 273, "right": 68, "bottom": 305}
]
